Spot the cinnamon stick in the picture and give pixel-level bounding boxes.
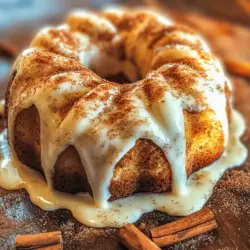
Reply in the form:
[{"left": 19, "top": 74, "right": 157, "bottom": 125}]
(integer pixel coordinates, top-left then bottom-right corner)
[
  {"left": 15, "top": 231, "right": 62, "bottom": 250},
  {"left": 119, "top": 224, "right": 160, "bottom": 250},
  {"left": 151, "top": 207, "right": 215, "bottom": 238},
  {"left": 153, "top": 219, "right": 217, "bottom": 247},
  {"left": 0, "top": 41, "right": 18, "bottom": 59},
  {"left": 224, "top": 59, "right": 250, "bottom": 78},
  {"left": 237, "top": 0, "right": 250, "bottom": 15}
]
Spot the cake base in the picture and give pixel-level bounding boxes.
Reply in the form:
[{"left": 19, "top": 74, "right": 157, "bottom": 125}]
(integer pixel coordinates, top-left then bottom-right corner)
[{"left": 0, "top": 109, "right": 247, "bottom": 228}]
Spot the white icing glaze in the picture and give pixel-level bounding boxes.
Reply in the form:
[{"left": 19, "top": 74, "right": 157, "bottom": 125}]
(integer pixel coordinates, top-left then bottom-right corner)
[
  {"left": 0, "top": 110, "right": 247, "bottom": 227},
  {"left": 136, "top": 9, "right": 173, "bottom": 25},
  {"left": 72, "top": 10, "right": 118, "bottom": 33},
  {"left": 1, "top": 9, "right": 248, "bottom": 227},
  {"left": 103, "top": 7, "right": 125, "bottom": 16}
]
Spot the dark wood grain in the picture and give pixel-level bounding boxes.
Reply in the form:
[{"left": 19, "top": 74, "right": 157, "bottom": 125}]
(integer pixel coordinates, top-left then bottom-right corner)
[{"left": 0, "top": 8, "right": 250, "bottom": 250}]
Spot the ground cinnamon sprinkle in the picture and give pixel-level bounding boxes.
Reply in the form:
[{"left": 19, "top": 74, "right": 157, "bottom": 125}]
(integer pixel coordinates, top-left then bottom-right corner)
[
  {"left": 220, "top": 170, "right": 250, "bottom": 193},
  {"left": 148, "top": 25, "right": 196, "bottom": 49},
  {"left": 48, "top": 29, "right": 79, "bottom": 48}
]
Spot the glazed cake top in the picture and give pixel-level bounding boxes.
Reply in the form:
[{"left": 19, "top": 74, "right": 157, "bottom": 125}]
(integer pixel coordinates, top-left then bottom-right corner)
[{"left": 6, "top": 8, "right": 230, "bottom": 212}]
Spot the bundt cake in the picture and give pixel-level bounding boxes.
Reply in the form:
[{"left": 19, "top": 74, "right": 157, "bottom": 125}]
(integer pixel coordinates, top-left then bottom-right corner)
[{"left": 6, "top": 8, "right": 232, "bottom": 211}]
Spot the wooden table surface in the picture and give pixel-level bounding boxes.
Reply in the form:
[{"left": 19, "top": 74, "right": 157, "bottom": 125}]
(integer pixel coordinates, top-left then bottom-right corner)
[{"left": 0, "top": 7, "right": 250, "bottom": 250}]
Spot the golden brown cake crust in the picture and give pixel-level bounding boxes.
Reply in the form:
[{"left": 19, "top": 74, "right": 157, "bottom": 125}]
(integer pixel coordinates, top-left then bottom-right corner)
[{"left": 6, "top": 9, "right": 228, "bottom": 200}]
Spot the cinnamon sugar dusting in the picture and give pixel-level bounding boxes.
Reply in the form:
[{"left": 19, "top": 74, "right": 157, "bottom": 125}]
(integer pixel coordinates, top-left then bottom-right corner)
[
  {"left": 221, "top": 170, "right": 250, "bottom": 193},
  {"left": 148, "top": 25, "right": 198, "bottom": 49},
  {"left": 67, "top": 15, "right": 116, "bottom": 42},
  {"left": 35, "top": 28, "right": 80, "bottom": 56}
]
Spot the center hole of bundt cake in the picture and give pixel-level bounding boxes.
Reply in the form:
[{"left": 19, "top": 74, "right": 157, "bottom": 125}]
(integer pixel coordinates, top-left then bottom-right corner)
[
  {"left": 86, "top": 54, "right": 140, "bottom": 84},
  {"left": 105, "top": 73, "right": 132, "bottom": 84}
]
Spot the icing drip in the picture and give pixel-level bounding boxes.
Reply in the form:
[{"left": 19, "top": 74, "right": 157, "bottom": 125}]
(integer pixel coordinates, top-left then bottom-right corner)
[{"left": 154, "top": 93, "right": 187, "bottom": 195}]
